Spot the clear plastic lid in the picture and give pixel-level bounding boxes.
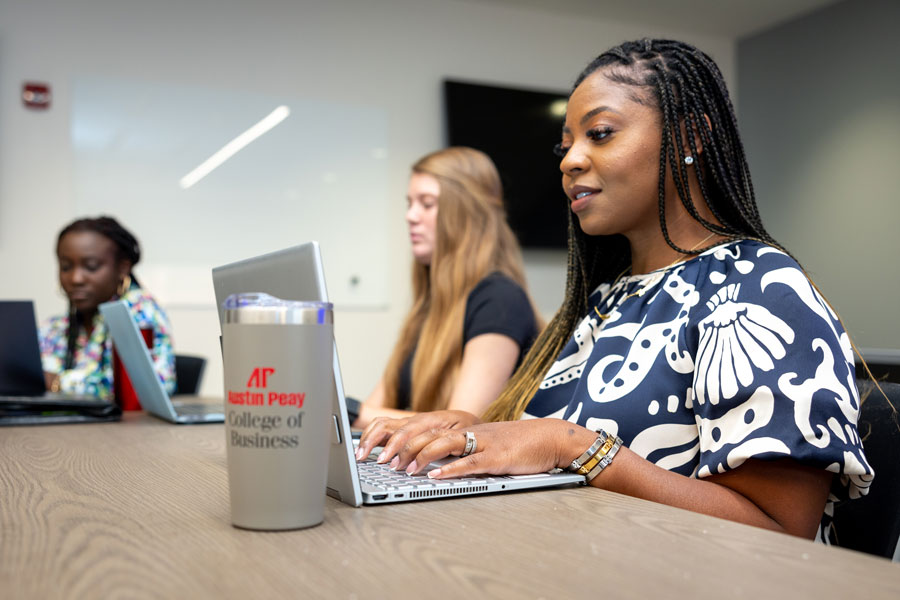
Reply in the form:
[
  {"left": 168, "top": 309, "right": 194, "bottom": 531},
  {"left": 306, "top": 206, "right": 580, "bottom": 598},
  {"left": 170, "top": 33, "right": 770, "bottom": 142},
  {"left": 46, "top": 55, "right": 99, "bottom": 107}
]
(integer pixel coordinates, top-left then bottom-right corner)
[
  {"left": 223, "top": 293, "right": 333, "bottom": 325},
  {"left": 223, "top": 292, "right": 331, "bottom": 311}
]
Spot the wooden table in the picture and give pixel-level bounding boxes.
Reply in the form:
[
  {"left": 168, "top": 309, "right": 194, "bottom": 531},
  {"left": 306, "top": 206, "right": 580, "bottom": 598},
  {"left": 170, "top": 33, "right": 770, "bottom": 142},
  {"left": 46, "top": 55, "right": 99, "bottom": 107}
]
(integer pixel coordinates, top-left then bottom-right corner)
[{"left": 2, "top": 413, "right": 898, "bottom": 599}]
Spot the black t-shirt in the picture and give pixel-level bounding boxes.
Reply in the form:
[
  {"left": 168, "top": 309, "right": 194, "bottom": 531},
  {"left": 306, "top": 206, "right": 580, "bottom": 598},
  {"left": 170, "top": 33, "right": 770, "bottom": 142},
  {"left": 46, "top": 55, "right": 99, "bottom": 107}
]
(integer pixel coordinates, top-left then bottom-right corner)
[{"left": 395, "top": 272, "right": 538, "bottom": 410}]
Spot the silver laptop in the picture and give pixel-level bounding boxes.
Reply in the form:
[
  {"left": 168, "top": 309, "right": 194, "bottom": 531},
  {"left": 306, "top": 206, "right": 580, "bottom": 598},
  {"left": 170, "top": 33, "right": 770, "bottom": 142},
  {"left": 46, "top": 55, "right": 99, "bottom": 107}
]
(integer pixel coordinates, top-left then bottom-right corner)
[
  {"left": 99, "top": 300, "right": 225, "bottom": 424},
  {"left": 212, "top": 242, "right": 585, "bottom": 505}
]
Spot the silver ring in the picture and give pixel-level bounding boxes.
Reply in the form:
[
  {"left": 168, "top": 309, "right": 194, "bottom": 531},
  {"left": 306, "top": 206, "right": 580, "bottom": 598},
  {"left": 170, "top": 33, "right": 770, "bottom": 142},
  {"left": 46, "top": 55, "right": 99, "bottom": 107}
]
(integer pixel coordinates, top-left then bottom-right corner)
[{"left": 461, "top": 431, "right": 477, "bottom": 457}]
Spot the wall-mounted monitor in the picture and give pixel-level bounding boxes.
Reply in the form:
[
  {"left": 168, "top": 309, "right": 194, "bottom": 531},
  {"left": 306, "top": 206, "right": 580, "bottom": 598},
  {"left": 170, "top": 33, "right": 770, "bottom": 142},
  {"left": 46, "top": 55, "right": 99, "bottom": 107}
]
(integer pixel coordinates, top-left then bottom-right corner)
[{"left": 443, "top": 79, "right": 569, "bottom": 250}]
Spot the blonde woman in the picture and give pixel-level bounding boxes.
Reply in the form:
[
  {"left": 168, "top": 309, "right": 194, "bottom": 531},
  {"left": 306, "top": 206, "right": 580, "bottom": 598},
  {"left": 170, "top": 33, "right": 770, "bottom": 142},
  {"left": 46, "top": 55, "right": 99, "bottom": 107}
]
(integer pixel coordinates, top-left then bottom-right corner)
[{"left": 351, "top": 147, "right": 540, "bottom": 428}]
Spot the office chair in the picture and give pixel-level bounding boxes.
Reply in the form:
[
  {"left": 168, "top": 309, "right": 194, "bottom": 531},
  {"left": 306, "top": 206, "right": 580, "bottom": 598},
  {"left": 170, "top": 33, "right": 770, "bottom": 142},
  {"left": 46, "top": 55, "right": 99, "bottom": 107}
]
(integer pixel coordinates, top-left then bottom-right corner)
[
  {"left": 855, "top": 348, "right": 900, "bottom": 383},
  {"left": 174, "top": 354, "right": 207, "bottom": 395},
  {"left": 830, "top": 380, "right": 900, "bottom": 561}
]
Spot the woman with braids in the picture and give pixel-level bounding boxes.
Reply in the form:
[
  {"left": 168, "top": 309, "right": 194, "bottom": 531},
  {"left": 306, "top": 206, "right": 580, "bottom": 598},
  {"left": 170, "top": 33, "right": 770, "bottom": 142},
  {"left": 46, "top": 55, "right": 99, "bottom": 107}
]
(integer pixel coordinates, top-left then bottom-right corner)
[
  {"left": 351, "top": 147, "right": 540, "bottom": 428},
  {"left": 40, "top": 216, "right": 175, "bottom": 401},
  {"left": 357, "top": 39, "right": 872, "bottom": 541}
]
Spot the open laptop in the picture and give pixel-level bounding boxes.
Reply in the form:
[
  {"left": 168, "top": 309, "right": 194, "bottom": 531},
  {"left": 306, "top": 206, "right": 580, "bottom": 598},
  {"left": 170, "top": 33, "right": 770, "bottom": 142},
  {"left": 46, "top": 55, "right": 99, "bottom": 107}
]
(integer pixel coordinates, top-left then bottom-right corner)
[
  {"left": 0, "top": 300, "right": 120, "bottom": 425},
  {"left": 212, "top": 242, "right": 585, "bottom": 505},
  {"left": 99, "top": 300, "right": 225, "bottom": 424}
]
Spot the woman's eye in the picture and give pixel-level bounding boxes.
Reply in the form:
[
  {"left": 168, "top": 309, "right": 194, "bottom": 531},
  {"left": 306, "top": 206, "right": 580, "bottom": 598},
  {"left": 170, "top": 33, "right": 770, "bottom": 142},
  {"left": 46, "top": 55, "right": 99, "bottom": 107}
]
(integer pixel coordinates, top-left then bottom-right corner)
[
  {"left": 552, "top": 143, "right": 569, "bottom": 158},
  {"left": 587, "top": 127, "right": 613, "bottom": 142}
]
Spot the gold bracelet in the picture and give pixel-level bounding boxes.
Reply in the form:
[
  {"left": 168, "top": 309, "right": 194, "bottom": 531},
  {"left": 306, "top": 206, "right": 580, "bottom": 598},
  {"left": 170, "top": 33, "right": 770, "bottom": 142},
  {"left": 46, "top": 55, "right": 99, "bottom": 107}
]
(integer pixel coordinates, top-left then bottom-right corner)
[
  {"left": 586, "top": 436, "right": 623, "bottom": 483},
  {"left": 575, "top": 435, "right": 616, "bottom": 476}
]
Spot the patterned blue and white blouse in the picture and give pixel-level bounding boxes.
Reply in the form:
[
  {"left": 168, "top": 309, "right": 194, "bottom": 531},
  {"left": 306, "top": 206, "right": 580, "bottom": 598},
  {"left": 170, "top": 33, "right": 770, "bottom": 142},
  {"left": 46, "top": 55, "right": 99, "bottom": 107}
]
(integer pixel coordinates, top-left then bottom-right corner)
[{"left": 524, "top": 240, "right": 873, "bottom": 540}]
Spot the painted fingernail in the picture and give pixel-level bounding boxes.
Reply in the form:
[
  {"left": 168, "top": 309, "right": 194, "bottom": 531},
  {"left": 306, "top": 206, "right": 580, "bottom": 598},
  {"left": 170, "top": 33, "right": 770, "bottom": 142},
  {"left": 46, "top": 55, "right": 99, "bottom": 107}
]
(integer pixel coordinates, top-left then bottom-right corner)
[
  {"left": 405, "top": 460, "right": 418, "bottom": 475},
  {"left": 354, "top": 447, "right": 364, "bottom": 460},
  {"left": 377, "top": 452, "right": 389, "bottom": 464},
  {"left": 427, "top": 468, "right": 441, "bottom": 479},
  {"left": 389, "top": 456, "right": 399, "bottom": 470}
]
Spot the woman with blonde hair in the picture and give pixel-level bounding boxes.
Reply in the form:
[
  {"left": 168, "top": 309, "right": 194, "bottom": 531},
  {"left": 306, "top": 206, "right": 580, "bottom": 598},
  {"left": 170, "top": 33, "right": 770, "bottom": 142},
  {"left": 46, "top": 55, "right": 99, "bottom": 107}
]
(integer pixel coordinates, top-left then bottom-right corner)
[{"left": 350, "top": 147, "right": 540, "bottom": 428}]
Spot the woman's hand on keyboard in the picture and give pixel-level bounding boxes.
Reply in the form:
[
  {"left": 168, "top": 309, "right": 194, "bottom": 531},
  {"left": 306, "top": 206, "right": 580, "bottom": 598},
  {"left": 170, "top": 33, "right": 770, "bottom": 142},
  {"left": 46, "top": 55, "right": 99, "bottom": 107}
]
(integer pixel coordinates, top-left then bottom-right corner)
[
  {"left": 355, "top": 410, "right": 480, "bottom": 464},
  {"left": 395, "top": 419, "right": 597, "bottom": 479}
]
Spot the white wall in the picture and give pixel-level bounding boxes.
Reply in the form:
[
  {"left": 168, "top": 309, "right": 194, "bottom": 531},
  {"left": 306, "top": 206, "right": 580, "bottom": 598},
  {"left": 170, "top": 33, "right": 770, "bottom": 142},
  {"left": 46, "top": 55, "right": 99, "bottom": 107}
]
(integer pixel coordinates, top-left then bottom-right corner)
[
  {"left": 0, "top": 0, "right": 734, "bottom": 398},
  {"left": 737, "top": 0, "right": 900, "bottom": 351}
]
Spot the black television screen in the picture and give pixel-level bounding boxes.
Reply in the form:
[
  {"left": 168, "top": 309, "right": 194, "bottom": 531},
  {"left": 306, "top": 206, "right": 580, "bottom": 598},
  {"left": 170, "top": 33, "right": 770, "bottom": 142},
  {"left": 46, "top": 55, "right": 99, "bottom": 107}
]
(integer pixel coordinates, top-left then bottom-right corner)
[{"left": 443, "top": 79, "right": 570, "bottom": 249}]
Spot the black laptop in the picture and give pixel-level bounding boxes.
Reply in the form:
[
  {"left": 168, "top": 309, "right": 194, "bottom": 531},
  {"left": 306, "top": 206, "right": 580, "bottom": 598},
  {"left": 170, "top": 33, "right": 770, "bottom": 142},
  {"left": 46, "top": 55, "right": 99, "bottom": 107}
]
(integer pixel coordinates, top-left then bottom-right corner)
[{"left": 0, "top": 300, "right": 120, "bottom": 425}]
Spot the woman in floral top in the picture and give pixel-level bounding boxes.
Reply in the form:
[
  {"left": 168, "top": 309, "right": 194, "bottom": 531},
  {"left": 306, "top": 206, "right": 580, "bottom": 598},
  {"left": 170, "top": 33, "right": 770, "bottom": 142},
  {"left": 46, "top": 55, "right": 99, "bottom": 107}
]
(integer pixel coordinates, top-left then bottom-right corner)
[{"left": 40, "top": 216, "right": 175, "bottom": 401}]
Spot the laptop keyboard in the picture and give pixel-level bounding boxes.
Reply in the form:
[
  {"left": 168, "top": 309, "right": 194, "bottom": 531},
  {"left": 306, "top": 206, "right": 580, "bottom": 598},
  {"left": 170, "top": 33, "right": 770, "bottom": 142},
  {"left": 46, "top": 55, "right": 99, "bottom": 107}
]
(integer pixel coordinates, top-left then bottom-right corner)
[
  {"left": 357, "top": 455, "right": 498, "bottom": 491},
  {"left": 174, "top": 403, "right": 218, "bottom": 415}
]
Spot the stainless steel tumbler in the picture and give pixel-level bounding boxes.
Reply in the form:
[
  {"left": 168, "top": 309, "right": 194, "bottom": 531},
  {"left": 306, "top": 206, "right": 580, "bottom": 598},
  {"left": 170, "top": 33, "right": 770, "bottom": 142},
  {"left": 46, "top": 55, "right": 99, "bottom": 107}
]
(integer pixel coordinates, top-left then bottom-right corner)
[{"left": 222, "top": 293, "right": 334, "bottom": 530}]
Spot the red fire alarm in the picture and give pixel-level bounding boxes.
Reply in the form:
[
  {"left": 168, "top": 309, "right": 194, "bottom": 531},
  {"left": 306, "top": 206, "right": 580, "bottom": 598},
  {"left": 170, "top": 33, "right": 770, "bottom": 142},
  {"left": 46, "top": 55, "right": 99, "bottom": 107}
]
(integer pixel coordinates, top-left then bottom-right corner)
[{"left": 23, "top": 82, "right": 51, "bottom": 110}]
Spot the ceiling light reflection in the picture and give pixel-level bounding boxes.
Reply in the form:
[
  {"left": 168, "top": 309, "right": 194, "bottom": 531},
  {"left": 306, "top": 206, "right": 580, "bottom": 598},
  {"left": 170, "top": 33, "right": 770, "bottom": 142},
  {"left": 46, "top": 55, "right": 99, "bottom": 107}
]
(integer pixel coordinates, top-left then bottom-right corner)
[{"left": 179, "top": 105, "right": 291, "bottom": 189}]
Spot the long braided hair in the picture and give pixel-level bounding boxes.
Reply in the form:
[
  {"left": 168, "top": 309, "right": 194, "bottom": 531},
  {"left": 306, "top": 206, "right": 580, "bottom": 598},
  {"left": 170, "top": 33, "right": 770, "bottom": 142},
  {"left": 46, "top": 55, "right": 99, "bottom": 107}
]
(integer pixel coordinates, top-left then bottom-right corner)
[
  {"left": 483, "top": 38, "right": 786, "bottom": 422},
  {"left": 58, "top": 216, "right": 141, "bottom": 370}
]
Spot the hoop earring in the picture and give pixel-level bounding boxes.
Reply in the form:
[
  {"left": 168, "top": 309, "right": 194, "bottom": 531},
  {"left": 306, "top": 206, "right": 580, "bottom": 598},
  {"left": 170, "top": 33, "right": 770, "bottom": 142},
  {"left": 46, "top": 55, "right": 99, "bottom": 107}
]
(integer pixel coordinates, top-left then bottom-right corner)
[
  {"left": 117, "top": 274, "right": 132, "bottom": 297},
  {"left": 684, "top": 156, "right": 695, "bottom": 165}
]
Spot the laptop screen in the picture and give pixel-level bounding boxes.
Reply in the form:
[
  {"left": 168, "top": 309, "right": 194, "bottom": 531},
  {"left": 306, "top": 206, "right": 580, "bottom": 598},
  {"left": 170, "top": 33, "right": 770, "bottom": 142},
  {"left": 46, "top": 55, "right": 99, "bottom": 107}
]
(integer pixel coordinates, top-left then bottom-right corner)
[
  {"left": 0, "top": 301, "right": 46, "bottom": 396},
  {"left": 211, "top": 242, "right": 329, "bottom": 330}
]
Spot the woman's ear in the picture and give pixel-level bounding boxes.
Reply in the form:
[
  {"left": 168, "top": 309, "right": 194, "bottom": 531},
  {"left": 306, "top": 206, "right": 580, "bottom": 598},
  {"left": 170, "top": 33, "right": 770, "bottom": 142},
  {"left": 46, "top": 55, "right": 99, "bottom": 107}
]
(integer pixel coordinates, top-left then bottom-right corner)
[
  {"left": 682, "top": 114, "right": 712, "bottom": 157},
  {"left": 116, "top": 260, "right": 133, "bottom": 284}
]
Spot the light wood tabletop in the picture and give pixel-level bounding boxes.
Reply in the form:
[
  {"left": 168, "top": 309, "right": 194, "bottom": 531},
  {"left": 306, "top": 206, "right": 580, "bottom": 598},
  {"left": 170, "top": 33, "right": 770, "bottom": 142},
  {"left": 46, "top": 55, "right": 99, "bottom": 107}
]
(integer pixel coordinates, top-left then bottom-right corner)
[{"left": 1, "top": 412, "right": 898, "bottom": 599}]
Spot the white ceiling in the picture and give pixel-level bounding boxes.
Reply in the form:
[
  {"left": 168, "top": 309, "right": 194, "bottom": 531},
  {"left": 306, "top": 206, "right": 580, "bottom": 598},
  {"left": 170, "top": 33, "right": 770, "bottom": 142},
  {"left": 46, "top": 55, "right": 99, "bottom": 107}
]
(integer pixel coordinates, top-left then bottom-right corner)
[{"left": 467, "top": 0, "right": 842, "bottom": 38}]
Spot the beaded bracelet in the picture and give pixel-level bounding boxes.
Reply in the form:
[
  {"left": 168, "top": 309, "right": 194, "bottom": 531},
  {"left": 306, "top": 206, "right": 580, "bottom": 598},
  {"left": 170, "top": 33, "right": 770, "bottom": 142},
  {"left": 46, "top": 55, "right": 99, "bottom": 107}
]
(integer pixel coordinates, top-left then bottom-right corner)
[{"left": 585, "top": 435, "right": 623, "bottom": 483}]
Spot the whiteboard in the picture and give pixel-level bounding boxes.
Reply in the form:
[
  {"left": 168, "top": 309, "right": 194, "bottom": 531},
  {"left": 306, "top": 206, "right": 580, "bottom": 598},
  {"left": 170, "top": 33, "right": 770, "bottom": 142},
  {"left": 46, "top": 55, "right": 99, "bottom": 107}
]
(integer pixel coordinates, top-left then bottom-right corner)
[{"left": 71, "top": 77, "right": 390, "bottom": 308}]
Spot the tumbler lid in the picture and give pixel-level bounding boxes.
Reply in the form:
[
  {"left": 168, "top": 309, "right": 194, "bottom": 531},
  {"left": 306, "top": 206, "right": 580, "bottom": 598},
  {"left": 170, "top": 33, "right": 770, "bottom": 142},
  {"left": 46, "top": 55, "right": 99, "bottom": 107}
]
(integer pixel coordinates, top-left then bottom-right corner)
[{"left": 223, "top": 293, "right": 332, "bottom": 325}]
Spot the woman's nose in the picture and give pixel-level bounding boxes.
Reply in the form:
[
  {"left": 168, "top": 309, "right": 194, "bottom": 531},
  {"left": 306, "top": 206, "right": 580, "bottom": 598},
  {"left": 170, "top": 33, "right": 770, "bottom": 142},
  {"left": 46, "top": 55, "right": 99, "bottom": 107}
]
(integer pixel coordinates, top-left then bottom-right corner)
[{"left": 560, "top": 143, "right": 589, "bottom": 175}]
